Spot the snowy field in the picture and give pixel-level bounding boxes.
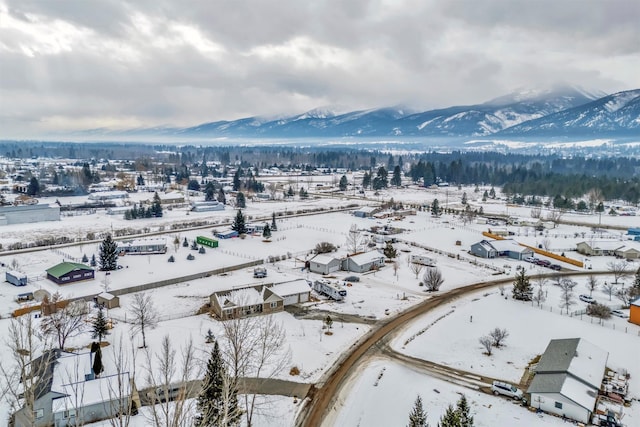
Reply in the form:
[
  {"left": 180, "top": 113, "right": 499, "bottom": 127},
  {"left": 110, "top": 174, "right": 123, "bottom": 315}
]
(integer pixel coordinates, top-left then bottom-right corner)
[{"left": 2, "top": 185, "right": 640, "bottom": 426}]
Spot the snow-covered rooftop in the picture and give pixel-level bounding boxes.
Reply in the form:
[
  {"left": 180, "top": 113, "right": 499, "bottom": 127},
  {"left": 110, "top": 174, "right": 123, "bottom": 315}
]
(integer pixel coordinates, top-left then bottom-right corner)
[{"left": 270, "top": 280, "right": 311, "bottom": 297}]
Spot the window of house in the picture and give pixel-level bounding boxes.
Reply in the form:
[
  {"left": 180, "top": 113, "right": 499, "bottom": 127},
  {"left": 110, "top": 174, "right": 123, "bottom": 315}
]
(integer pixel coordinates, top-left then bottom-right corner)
[
  {"left": 34, "top": 409, "right": 44, "bottom": 419},
  {"left": 270, "top": 302, "right": 278, "bottom": 308},
  {"left": 554, "top": 401, "right": 563, "bottom": 409}
]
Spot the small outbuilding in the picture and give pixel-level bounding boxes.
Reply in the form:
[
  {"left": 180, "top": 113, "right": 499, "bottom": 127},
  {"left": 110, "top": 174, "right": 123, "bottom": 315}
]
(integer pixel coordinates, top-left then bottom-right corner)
[
  {"left": 630, "top": 296, "right": 640, "bottom": 326},
  {"left": 215, "top": 229, "right": 239, "bottom": 239},
  {"left": 341, "top": 251, "right": 386, "bottom": 273},
  {"left": 96, "top": 292, "right": 120, "bottom": 309},
  {"left": 46, "top": 262, "right": 95, "bottom": 285},
  {"left": 353, "top": 206, "right": 379, "bottom": 218}
]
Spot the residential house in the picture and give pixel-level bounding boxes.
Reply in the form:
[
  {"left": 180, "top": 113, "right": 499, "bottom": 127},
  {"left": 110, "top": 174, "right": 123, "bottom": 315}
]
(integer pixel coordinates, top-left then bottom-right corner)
[
  {"left": 576, "top": 240, "right": 640, "bottom": 260},
  {"left": 527, "top": 338, "right": 608, "bottom": 424},
  {"left": 470, "top": 239, "right": 533, "bottom": 260},
  {"left": 269, "top": 280, "right": 311, "bottom": 305},
  {"left": 46, "top": 262, "right": 95, "bottom": 285},
  {"left": 14, "top": 350, "right": 133, "bottom": 427},
  {"left": 117, "top": 238, "right": 167, "bottom": 255},
  {"left": 341, "top": 251, "right": 386, "bottom": 273},
  {"left": 353, "top": 206, "right": 379, "bottom": 218},
  {"left": 630, "top": 296, "right": 640, "bottom": 326}
]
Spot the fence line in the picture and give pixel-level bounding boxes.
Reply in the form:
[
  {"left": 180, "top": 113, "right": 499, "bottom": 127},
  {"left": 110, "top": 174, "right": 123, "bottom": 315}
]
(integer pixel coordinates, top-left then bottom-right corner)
[{"left": 514, "top": 298, "right": 640, "bottom": 337}]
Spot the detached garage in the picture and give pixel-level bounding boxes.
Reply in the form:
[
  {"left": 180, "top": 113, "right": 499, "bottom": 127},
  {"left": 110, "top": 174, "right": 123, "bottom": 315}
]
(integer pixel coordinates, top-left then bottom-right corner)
[{"left": 309, "top": 254, "right": 341, "bottom": 275}]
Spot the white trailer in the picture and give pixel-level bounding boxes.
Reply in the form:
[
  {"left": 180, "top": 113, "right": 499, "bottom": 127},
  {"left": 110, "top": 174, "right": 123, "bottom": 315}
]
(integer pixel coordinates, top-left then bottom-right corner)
[
  {"left": 6, "top": 270, "right": 27, "bottom": 286},
  {"left": 313, "top": 280, "right": 347, "bottom": 301},
  {"left": 410, "top": 254, "right": 437, "bottom": 267}
]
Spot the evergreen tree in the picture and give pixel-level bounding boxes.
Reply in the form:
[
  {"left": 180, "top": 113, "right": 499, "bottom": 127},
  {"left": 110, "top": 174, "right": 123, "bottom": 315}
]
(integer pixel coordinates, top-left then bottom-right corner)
[
  {"left": 456, "top": 395, "right": 474, "bottom": 427},
  {"left": 630, "top": 266, "right": 640, "bottom": 299},
  {"left": 232, "top": 210, "right": 247, "bottom": 235},
  {"left": 82, "top": 253, "right": 89, "bottom": 263},
  {"left": 461, "top": 192, "right": 467, "bottom": 205},
  {"left": 482, "top": 190, "right": 488, "bottom": 202},
  {"left": 205, "top": 182, "right": 216, "bottom": 201},
  {"left": 195, "top": 340, "right": 241, "bottom": 426},
  {"left": 92, "top": 306, "right": 110, "bottom": 343},
  {"left": 431, "top": 199, "right": 440, "bottom": 216},
  {"left": 218, "top": 188, "right": 226, "bottom": 204},
  {"left": 262, "top": 224, "right": 271, "bottom": 239},
  {"left": 183, "top": 237, "right": 189, "bottom": 247},
  {"left": 383, "top": 241, "right": 397, "bottom": 259},
  {"left": 27, "top": 177, "right": 40, "bottom": 196},
  {"left": 271, "top": 212, "right": 277, "bottom": 231},
  {"left": 232, "top": 168, "right": 242, "bottom": 191},
  {"left": 90, "top": 254, "right": 97, "bottom": 267},
  {"left": 439, "top": 404, "right": 460, "bottom": 427},
  {"left": 512, "top": 269, "right": 532, "bottom": 299},
  {"left": 236, "top": 191, "right": 246, "bottom": 208},
  {"left": 299, "top": 187, "right": 308, "bottom": 199},
  {"left": 287, "top": 186, "right": 294, "bottom": 197},
  {"left": 408, "top": 395, "right": 428, "bottom": 427},
  {"left": 391, "top": 165, "right": 402, "bottom": 187},
  {"left": 362, "top": 171, "right": 371, "bottom": 189},
  {"left": 136, "top": 173, "right": 145, "bottom": 186},
  {"left": 99, "top": 234, "right": 118, "bottom": 271},
  {"left": 91, "top": 343, "right": 104, "bottom": 377},
  {"left": 151, "top": 191, "right": 163, "bottom": 217},
  {"left": 339, "top": 175, "right": 348, "bottom": 191},
  {"left": 489, "top": 187, "right": 496, "bottom": 198}
]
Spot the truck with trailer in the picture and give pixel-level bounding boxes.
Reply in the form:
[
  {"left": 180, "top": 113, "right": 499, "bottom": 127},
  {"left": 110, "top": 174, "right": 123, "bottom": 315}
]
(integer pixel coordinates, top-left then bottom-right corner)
[
  {"left": 6, "top": 270, "right": 27, "bottom": 286},
  {"left": 313, "top": 279, "right": 347, "bottom": 301}
]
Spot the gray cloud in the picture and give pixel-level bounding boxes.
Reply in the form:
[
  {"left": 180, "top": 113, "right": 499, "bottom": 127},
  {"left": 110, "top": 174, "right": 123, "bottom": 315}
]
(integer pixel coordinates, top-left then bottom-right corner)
[{"left": 1, "top": 0, "right": 639, "bottom": 138}]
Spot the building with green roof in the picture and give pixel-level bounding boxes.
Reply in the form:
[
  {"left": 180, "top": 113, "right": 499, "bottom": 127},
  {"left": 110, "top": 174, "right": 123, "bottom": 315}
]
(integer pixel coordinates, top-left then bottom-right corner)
[{"left": 46, "top": 262, "right": 94, "bottom": 284}]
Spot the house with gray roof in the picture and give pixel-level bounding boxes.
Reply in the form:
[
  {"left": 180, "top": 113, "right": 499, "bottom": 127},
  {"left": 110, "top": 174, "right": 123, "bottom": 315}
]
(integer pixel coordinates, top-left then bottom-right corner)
[
  {"left": 470, "top": 239, "right": 534, "bottom": 260},
  {"left": 527, "top": 338, "right": 608, "bottom": 424}
]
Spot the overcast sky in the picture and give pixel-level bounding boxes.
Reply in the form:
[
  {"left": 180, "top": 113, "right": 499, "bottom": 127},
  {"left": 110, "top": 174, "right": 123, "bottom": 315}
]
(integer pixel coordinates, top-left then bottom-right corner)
[{"left": 1, "top": 0, "right": 639, "bottom": 138}]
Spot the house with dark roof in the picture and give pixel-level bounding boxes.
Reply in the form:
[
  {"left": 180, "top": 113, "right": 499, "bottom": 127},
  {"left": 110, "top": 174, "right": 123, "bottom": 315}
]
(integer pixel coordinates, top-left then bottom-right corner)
[
  {"left": 13, "top": 350, "right": 133, "bottom": 427},
  {"left": 46, "top": 262, "right": 94, "bottom": 284},
  {"left": 527, "top": 338, "right": 608, "bottom": 424}
]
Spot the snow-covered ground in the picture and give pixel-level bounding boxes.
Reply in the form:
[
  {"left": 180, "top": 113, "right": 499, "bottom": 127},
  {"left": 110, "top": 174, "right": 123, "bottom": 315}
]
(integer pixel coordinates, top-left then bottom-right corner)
[{"left": 1, "top": 186, "right": 640, "bottom": 426}]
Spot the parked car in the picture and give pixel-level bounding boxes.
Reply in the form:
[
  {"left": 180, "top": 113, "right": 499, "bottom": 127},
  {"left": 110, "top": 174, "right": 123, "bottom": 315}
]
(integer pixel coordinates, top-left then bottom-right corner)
[
  {"left": 524, "top": 256, "right": 537, "bottom": 263},
  {"left": 579, "top": 294, "right": 596, "bottom": 304},
  {"left": 611, "top": 309, "right": 629, "bottom": 318},
  {"left": 491, "top": 381, "right": 523, "bottom": 400},
  {"left": 148, "top": 385, "right": 185, "bottom": 403},
  {"left": 536, "top": 259, "right": 551, "bottom": 267},
  {"left": 549, "top": 264, "right": 562, "bottom": 271},
  {"left": 344, "top": 275, "right": 360, "bottom": 282}
]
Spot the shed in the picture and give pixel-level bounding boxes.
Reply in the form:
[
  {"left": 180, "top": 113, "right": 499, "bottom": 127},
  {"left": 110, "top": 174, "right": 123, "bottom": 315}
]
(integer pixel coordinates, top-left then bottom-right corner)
[
  {"left": 215, "top": 229, "right": 239, "bottom": 239},
  {"left": 46, "top": 262, "right": 95, "bottom": 285},
  {"left": 96, "top": 292, "right": 120, "bottom": 309},
  {"left": 527, "top": 338, "right": 608, "bottom": 424},
  {"left": 630, "top": 296, "right": 640, "bottom": 326}
]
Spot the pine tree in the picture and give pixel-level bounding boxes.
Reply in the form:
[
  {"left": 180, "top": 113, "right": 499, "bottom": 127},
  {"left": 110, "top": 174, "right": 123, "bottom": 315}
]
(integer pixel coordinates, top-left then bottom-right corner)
[
  {"left": 232, "top": 210, "right": 247, "bottom": 235},
  {"left": 630, "top": 266, "right": 640, "bottom": 299},
  {"left": 236, "top": 191, "right": 246, "bottom": 208},
  {"left": 339, "top": 175, "right": 348, "bottom": 191},
  {"left": 391, "top": 165, "right": 402, "bottom": 187},
  {"left": 99, "top": 234, "right": 118, "bottom": 271},
  {"left": 92, "top": 343, "right": 104, "bottom": 377},
  {"left": 271, "top": 212, "right": 277, "bottom": 231},
  {"left": 92, "top": 306, "right": 110, "bottom": 343},
  {"left": 90, "top": 254, "right": 97, "bottom": 267},
  {"left": 456, "top": 395, "right": 474, "bottom": 427},
  {"left": 383, "top": 241, "right": 397, "bottom": 259},
  {"left": 408, "top": 395, "right": 428, "bottom": 427},
  {"left": 431, "top": 199, "right": 440, "bottom": 216},
  {"left": 262, "top": 224, "right": 271, "bottom": 240},
  {"left": 512, "top": 269, "right": 532, "bottom": 299},
  {"left": 218, "top": 188, "right": 226, "bottom": 204},
  {"left": 152, "top": 191, "right": 163, "bottom": 217},
  {"left": 195, "top": 340, "right": 241, "bottom": 426},
  {"left": 439, "top": 404, "right": 460, "bottom": 427},
  {"left": 287, "top": 186, "right": 294, "bottom": 197}
]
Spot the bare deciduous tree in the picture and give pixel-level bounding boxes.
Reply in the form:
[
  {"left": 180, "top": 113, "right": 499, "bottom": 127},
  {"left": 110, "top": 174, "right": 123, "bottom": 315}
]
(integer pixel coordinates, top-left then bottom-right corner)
[
  {"left": 393, "top": 261, "right": 399, "bottom": 277},
  {"left": 607, "top": 260, "right": 630, "bottom": 284},
  {"left": 532, "top": 287, "right": 546, "bottom": 307},
  {"left": 530, "top": 207, "right": 542, "bottom": 219},
  {"left": 489, "top": 328, "right": 509, "bottom": 348},
  {"left": 145, "top": 335, "right": 198, "bottom": 427},
  {"left": 541, "top": 238, "right": 551, "bottom": 251},
  {"left": 107, "top": 334, "right": 138, "bottom": 427},
  {"left": 221, "top": 314, "right": 290, "bottom": 427},
  {"left": 479, "top": 336, "right": 493, "bottom": 356},
  {"left": 409, "top": 262, "right": 424, "bottom": 279},
  {"left": 546, "top": 209, "right": 563, "bottom": 228},
  {"left": 0, "top": 315, "right": 52, "bottom": 427},
  {"left": 422, "top": 268, "right": 444, "bottom": 292},
  {"left": 602, "top": 281, "right": 616, "bottom": 301},
  {"left": 615, "top": 287, "right": 632, "bottom": 307},
  {"left": 586, "top": 275, "right": 599, "bottom": 297},
  {"left": 559, "top": 279, "right": 577, "bottom": 314},
  {"left": 345, "top": 224, "right": 364, "bottom": 254},
  {"left": 129, "top": 293, "right": 159, "bottom": 348},
  {"left": 40, "top": 293, "right": 89, "bottom": 349}
]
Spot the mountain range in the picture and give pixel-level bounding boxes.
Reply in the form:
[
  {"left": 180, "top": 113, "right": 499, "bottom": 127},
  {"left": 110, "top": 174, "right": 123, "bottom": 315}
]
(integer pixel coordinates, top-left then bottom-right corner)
[{"left": 83, "top": 87, "right": 640, "bottom": 139}]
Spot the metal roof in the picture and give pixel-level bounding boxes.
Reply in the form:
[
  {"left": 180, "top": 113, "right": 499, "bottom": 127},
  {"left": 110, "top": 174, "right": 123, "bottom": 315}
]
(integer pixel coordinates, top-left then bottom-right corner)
[{"left": 46, "top": 262, "right": 94, "bottom": 278}]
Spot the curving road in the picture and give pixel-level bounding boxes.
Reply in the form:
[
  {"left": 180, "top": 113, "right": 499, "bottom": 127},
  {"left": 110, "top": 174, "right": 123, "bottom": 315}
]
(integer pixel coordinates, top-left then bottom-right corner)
[{"left": 296, "top": 270, "right": 613, "bottom": 427}]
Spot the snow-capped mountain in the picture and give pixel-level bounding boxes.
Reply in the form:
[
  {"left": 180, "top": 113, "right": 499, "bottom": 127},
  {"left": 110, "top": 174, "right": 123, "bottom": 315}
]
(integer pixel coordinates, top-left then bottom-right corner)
[
  {"left": 498, "top": 89, "right": 640, "bottom": 136},
  {"left": 75, "top": 87, "right": 639, "bottom": 139}
]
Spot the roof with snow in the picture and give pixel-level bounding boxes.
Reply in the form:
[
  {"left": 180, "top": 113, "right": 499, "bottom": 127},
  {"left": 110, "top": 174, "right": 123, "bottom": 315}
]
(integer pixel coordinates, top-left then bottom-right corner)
[
  {"left": 52, "top": 372, "right": 131, "bottom": 413},
  {"left": 489, "top": 239, "right": 532, "bottom": 253},
  {"left": 270, "top": 280, "right": 311, "bottom": 297},
  {"left": 631, "top": 296, "right": 640, "bottom": 307},
  {"left": 311, "top": 253, "right": 340, "bottom": 265},
  {"left": 348, "top": 251, "right": 385, "bottom": 266},
  {"left": 97, "top": 292, "right": 116, "bottom": 300},
  {"left": 219, "top": 287, "right": 264, "bottom": 307}
]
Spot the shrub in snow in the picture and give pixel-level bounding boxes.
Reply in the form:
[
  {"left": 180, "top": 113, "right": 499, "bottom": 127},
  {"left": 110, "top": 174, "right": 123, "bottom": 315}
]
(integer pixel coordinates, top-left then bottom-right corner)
[{"left": 187, "top": 254, "right": 195, "bottom": 260}]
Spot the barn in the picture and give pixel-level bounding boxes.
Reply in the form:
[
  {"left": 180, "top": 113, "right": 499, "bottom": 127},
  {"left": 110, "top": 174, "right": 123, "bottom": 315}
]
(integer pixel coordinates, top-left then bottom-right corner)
[{"left": 46, "top": 262, "right": 95, "bottom": 285}]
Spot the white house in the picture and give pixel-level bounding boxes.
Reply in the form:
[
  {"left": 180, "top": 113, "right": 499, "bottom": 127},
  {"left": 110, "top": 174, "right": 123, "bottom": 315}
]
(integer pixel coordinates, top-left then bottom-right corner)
[
  {"left": 269, "top": 279, "right": 311, "bottom": 305},
  {"left": 527, "top": 338, "right": 608, "bottom": 424},
  {"left": 341, "top": 251, "right": 386, "bottom": 273}
]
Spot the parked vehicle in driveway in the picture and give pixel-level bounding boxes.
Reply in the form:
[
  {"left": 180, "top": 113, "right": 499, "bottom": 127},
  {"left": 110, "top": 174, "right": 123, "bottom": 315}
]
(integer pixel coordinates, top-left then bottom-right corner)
[
  {"left": 549, "top": 264, "right": 561, "bottom": 270},
  {"left": 536, "top": 259, "right": 551, "bottom": 267},
  {"left": 579, "top": 294, "right": 596, "bottom": 304},
  {"left": 491, "top": 381, "right": 523, "bottom": 400},
  {"left": 524, "top": 256, "right": 537, "bottom": 263},
  {"left": 611, "top": 309, "right": 628, "bottom": 318}
]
